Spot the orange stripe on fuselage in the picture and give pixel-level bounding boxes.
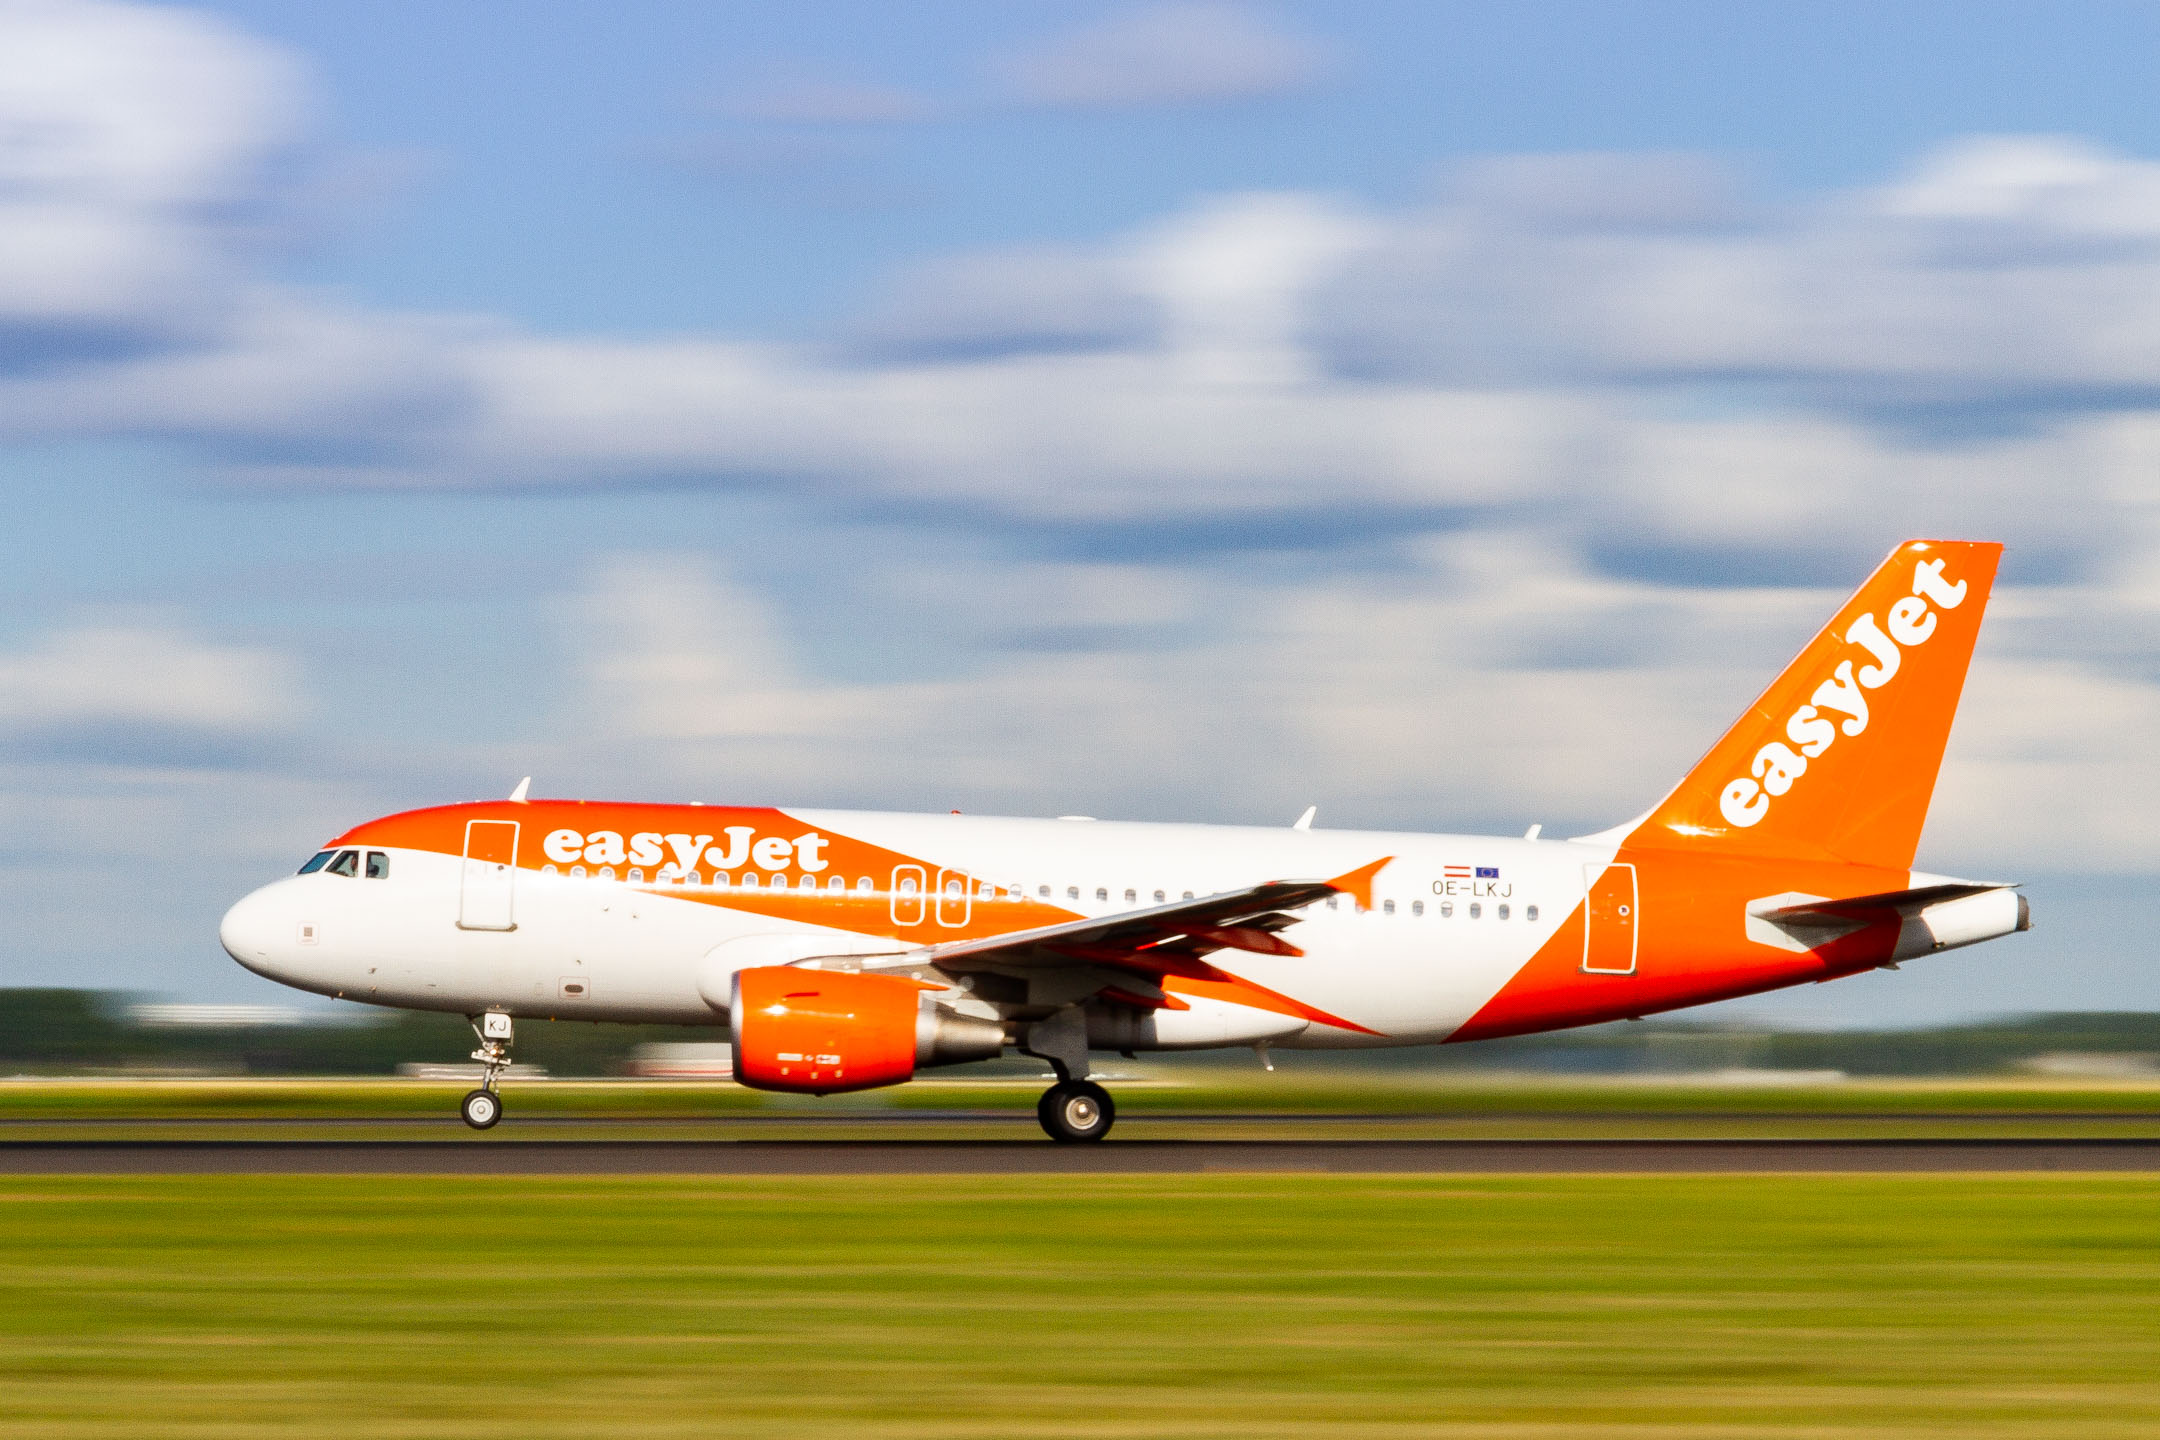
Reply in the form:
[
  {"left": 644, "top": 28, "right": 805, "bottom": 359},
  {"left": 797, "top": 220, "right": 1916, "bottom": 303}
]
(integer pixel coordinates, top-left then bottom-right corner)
[{"left": 335, "top": 799, "right": 1085, "bottom": 944}]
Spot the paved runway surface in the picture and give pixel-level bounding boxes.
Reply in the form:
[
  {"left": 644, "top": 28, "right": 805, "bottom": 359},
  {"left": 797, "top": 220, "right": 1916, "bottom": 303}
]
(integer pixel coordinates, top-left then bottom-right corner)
[{"left": 5, "top": 1138, "right": 2158, "bottom": 1174}]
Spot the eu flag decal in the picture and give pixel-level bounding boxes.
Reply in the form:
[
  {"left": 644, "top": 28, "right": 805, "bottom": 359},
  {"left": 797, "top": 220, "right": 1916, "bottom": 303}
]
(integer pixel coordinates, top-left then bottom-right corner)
[{"left": 1475, "top": 866, "right": 1500, "bottom": 879}]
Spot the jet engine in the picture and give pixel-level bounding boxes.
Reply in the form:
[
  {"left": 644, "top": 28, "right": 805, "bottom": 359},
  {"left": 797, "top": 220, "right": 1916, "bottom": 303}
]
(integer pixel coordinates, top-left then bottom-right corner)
[{"left": 729, "top": 965, "right": 1005, "bottom": 1094}]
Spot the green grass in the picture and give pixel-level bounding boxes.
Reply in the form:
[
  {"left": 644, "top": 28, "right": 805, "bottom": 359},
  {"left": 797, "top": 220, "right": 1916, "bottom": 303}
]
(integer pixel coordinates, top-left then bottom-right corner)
[
  {"left": 6, "top": 1076, "right": 2160, "bottom": 1142},
  {"left": 1, "top": 1174, "right": 2156, "bottom": 1437}
]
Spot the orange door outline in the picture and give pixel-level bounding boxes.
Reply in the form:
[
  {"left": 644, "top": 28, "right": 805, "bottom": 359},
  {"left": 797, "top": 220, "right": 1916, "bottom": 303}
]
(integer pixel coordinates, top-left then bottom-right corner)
[
  {"left": 889, "top": 865, "right": 926, "bottom": 927},
  {"left": 934, "top": 868, "right": 972, "bottom": 928}
]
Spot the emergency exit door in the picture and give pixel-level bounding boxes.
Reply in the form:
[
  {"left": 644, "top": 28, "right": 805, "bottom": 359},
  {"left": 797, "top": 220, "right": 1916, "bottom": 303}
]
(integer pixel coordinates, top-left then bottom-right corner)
[
  {"left": 1581, "top": 862, "right": 1637, "bottom": 975},
  {"left": 459, "top": 820, "right": 519, "bottom": 931}
]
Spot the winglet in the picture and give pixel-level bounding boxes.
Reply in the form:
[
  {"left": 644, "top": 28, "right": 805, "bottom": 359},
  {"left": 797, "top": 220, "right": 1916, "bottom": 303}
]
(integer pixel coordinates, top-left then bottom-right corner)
[
  {"left": 508, "top": 776, "right": 531, "bottom": 803},
  {"left": 1292, "top": 806, "right": 1316, "bottom": 831},
  {"left": 1324, "top": 856, "right": 1393, "bottom": 911}
]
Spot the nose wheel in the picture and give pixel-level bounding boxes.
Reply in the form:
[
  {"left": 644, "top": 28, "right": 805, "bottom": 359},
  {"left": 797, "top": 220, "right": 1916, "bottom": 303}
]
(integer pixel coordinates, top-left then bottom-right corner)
[
  {"left": 460, "top": 1011, "right": 514, "bottom": 1130},
  {"left": 1038, "top": 1079, "right": 1115, "bottom": 1142}
]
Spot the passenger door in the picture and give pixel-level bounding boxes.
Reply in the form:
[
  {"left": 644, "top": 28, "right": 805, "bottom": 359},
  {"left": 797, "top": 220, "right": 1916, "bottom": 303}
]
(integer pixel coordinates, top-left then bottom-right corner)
[
  {"left": 1580, "top": 862, "right": 1637, "bottom": 975},
  {"left": 459, "top": 820, "right": 519, "bottom": 931}
]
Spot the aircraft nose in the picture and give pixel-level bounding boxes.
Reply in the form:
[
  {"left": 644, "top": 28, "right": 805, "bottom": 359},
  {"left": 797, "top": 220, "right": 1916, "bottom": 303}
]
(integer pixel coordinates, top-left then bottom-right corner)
[{"left": 220, "top": 884, "right": 289, "bottom": 980}]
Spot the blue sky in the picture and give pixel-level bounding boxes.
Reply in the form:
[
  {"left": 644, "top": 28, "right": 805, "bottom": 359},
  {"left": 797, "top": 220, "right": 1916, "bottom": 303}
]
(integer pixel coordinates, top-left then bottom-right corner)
[{"left": 4, "top": 0, "right": 2160, "bottom": 1026}]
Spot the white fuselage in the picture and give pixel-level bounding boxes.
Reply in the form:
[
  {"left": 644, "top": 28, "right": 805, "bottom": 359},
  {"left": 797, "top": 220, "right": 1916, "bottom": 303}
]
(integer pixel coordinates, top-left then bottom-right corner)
[{"left": 221, "top": 810, "right": 1600, "bottom": 1048}]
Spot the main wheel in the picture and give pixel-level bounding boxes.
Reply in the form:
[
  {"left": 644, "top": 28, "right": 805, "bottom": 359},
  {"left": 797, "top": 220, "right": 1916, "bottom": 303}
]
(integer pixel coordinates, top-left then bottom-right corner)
[
  {"left": 1037, "top": 1080, "right": 1115, "bottom": 1143},
  {"left": 460, "top": 1088, "right": 502, "bottom": 1130}
]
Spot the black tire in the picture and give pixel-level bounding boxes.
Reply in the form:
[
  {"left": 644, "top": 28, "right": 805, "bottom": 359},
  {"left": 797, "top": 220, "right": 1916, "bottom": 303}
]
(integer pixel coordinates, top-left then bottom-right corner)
[
  {"left": 460, "top": 1088, "right": 502, "bottom": 1130},
  {"left": 1037, "top": 1080, "right": 1115, "bottom": 1143}
]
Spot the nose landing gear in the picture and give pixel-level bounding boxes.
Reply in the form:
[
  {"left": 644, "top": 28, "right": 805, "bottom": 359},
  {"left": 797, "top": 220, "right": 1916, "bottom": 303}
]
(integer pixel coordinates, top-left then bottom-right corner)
[
  {"left": 460, "top": 1011, "right": 514, "bottom": 1130},
  {"left": 460, "top": 1087, "right": 502, "bottom": 1129}
]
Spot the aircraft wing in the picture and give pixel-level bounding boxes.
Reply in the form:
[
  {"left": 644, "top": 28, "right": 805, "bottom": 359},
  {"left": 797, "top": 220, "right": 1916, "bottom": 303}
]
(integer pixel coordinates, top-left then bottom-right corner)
[{"left": 895, "top": 857, "right": 1392, "bottom": 981}]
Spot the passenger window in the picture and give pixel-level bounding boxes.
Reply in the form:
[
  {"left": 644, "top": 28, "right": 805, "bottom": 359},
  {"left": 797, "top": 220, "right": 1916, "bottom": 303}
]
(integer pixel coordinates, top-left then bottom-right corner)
[
  {"left": 298, "top": 851, "right": 333, "bottom": 875},
  {"left": 857, "top": 877, "right": 873, "bottom": 892},
  {"left": 1326, "top": 896, "right": 1338, "bottom": 910},
  {"left": 1412, "top": 900, "right": 1424, "bottom": 917},
  {"left": 1068, "top": 886, "right": 1080, "bottom": 900},
  {"left": 1383, "top": 899, "right": 1395, "bottom": 915},
  {"left": 740, "top": 873, "right": 758, "bottom": 889},
  {"left": 1124, "top": 888, "right": 1137, "bottom": 903},
  {"left": 1527, "top": 904, "right": 1540, "bottom": 922},
  {"left": 542, "top": 864, "right": 558, "bottom": 877},
  {"left": 627, "top": 868, "right": 644, "bottom": 883},
  {"left": 1182, "top": 890, "right": 1194, "bottom": 900},
  {"left": 365, "top": 851, "right": 390, "bottom": 880},
  {"left": 829, "top": 876, "right": 846, "bottom": 891},
  {"left": 1096, "top": 887, "right": 1108, "bottom": 902},
  {"left": 571, "top": 865, "right": 587, "bottom": 879},
  {"left": 598, "top": 867, "right": 617, "bottom": 882},
  {"left": 1153, "top": 889, "right": 1165, "bottom": 904},
  {"left": 1439, "top": 901, "right": 1453, "bottom": 918},
  {"left": 325, "top": 850, "right": 359, "bottom": 878},
  {"left": 1498, "top": 903, "right": 1510, "bottom": 920},
  {"left": 1469, "top": 902, "right": 1482, "bottom": 919}
]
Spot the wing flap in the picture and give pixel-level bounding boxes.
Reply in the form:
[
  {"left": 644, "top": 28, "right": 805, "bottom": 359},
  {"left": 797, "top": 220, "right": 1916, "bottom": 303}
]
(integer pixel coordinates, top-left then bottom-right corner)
[{"left": 919, "top": 881, "right": 1338, "bottom": 972}]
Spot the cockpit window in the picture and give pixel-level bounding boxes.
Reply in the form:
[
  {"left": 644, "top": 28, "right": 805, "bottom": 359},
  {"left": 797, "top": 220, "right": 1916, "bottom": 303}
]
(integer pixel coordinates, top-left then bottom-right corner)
[
  {"left": 365, "top": 851, "right": 390, "bottom": 880},
  {"left": 298, "top": 851, "right": 334, "bottom": 875},
  {"left": 325, "top": 849, "right": 359, "bottom": 878}
]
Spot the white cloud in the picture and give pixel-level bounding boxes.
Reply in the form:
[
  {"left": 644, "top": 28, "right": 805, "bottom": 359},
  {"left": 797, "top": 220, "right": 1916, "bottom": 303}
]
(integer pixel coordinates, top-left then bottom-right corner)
[
  {"left": 989, "top": 4, "right": 1335, "bottom": 110},
  {"left": 6, "top": 4, "right": 2158, "bottom": 546},
  {"left": 1318, "top": 139, "right": 2160, "bottom": 399},
  {"left": 0, "top": 0, "right": 308, "bottom": 353},
  {"left": 1879, "top": 135, "right": 2160, "bottom": 233},
  {"left": 12, "top": 143, "right": 2154, "bottom": 562},
  {"left": 0, "top": 617, "right": 302, "bottom": 733},
  {"left": 1, "top": 10, "right": 2153, "bottom": 561}
]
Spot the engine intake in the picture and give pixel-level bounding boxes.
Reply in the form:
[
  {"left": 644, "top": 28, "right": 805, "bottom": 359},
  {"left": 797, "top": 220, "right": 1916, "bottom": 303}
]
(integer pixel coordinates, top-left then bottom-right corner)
[{"left": 729, "top": 966, "right": 1004, "bottom": 1094}]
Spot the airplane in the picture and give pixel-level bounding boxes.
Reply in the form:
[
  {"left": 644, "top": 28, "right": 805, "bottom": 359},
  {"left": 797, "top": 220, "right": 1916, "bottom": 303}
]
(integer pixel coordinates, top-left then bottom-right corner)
[{"left": 220, "top": 539, "right": 2029, "bottom": 1141}]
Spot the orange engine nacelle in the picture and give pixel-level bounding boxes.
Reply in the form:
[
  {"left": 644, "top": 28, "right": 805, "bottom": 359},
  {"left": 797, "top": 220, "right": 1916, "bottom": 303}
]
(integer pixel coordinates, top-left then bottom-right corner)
[{"left": 729, "top": 966, "right": 1003, "bottom": 1094}]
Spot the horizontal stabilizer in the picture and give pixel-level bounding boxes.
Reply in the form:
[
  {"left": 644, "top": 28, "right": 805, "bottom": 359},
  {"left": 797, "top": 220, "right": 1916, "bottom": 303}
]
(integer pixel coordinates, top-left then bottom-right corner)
[{"left": 1753, "top": 882, "right": 2011, "bottom": 928}]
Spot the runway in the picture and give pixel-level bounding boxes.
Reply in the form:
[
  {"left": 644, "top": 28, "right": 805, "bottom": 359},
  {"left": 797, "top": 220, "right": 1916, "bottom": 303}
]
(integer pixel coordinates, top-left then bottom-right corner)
[{"left": 5, "top": 1137, "right": 2158, "bottom": 1174}]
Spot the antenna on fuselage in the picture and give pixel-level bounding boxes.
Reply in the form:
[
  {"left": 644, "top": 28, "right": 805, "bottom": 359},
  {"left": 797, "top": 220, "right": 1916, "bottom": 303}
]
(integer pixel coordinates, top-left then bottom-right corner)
[{"left": 508, "top": 776, "right": 531, "bottom": 803}]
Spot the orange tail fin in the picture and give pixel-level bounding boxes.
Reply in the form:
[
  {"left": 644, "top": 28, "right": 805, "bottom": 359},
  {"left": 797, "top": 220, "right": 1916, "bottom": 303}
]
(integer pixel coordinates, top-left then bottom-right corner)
[{"left": 1625, "top": 539, "right": 2002, "bottom": 871}]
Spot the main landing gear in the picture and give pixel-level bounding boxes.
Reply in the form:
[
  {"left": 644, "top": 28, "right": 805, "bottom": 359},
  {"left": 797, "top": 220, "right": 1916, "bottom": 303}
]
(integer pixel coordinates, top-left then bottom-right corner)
[
  {"left": 1024, "top": 1006, "right": 1115, "bottom": 1143},
  {"left": 460, "top": 1011, "right": 514, "bottom": 1130},
  {"left": 1037, "top": 1079, "right": 1115, "bottom": 1143}
]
